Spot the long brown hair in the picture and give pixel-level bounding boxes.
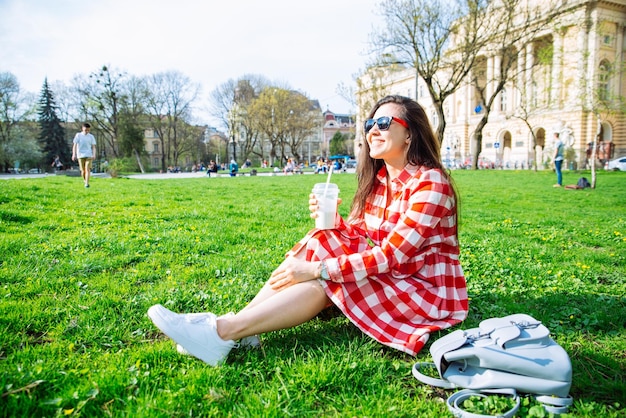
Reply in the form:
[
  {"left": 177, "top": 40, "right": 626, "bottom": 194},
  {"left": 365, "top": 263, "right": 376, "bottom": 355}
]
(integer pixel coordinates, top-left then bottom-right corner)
[{"left": 350, "top": 95, "right": 457, "bottom": 219}]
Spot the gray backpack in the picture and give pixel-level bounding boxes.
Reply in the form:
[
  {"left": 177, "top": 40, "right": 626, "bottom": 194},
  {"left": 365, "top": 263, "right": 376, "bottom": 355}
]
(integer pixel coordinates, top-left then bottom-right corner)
[{"left": 413, "top": 314, "right": 573, "bottom": 417}]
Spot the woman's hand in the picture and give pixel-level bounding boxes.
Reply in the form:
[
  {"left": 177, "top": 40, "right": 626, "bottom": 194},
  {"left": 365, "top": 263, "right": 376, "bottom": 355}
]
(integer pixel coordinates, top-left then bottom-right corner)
[
  {"left": 309, "top": 194, "right": 342, "bottom": 219},
  {"left": 269, "top": 258, "right": 321, "bottom": 291}
]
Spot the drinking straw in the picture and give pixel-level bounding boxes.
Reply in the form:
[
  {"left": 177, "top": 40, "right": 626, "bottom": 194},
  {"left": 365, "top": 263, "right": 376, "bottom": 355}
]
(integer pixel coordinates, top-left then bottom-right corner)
[{"left": 323, "top": 165, "right": 333, "bottom": 196}]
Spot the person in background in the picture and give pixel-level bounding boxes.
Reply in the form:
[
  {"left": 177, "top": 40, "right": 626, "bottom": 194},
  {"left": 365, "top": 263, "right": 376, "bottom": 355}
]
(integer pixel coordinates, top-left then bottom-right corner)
[
  {"left": 148, "top": 95, "right": 468, "bottom": 366},
  {"left": 315, "top": 157, "right": 326, "bottom": 174},
  {"left": 283, "top": 158, "right": 295, "bottom": 174},
  {"left": 72, "top": 123, "right": 97, "bottom": 188},
  {"left": 207, "top": 160, "right": 218, "bottom": 177},
  {"left": 229, "top": 159, "right": 239, "bottom": 177},
  {"left": 553, "top": 132, "right": 564, "bottom": 187},
  {"left": 51, "top": 155, "right": 63, "bottom": 172}
]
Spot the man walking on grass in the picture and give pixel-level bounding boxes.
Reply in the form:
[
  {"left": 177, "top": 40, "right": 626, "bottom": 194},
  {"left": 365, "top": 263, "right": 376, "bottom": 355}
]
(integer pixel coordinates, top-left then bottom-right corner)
[{"left": 72, "top": 123, "right": 97, "bottom": 188}]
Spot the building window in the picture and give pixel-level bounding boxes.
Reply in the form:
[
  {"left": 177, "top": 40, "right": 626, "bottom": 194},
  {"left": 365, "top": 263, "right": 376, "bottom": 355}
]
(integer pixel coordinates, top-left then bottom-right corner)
[
  {"left": 153, "top": 141, "right": 159, "bottom": 153},
  {"left": 598, "top": 60, "right": 611, "bottom": 101},
  {"left": 431, "top": 111, "right": 439, "bottom": 130},
  {"left": 500, "top": 88, "right": 507, "bottom": 112}
]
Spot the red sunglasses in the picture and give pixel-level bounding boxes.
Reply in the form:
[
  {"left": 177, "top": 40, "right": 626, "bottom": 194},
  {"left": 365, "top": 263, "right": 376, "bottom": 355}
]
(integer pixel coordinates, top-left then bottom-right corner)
[{"left": 364, "top": 116, "right": 409, "bottom": 133}]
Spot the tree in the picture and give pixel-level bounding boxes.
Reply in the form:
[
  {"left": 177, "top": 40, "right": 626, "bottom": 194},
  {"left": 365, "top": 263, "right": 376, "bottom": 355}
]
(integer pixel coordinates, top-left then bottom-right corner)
[
  {"left": 117, "top": 111, "right": 146, "bottom": 172},
  {"left": 370, "top": 0, "right": 490, "bottom": 144},
  {"left": 329, "top": 131, "right": 346, "bottom": 156},
  {"left": 38, "top": 78, "right": 68, "bottom": 168},
  {"left": 5, "top": 122, "right": 43, "bottom": 171},
  {"left": 73, "top": 65, "right": 127, "bottom": 159},
  {"left": 581, "top": 18, "right": 626, "bottom": 189},
  {"left": 467, "top": 0, "right": 560, "bottom": 169},
  {"left": 247, "top": 88, "right": 319, "bottom": 165},
  {"left": 506, "top": 39, "right": 554, "bottom": 172},
  {"left": 0, "top": 72, "right": 36, "bottom": 171},
  {"left": 143, "top": 71, "right": 200, "bottom": 171},
  {"left": 117, "top": 76, "right": 148, "bottom": 172},
  {"left": 210, "top": 75, "right": 270, "bottom": 164}
]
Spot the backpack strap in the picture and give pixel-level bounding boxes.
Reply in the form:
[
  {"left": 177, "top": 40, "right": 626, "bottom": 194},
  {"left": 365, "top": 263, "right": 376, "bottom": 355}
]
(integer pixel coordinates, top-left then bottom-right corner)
[
  {"left": 411, "top": 362, "right": 456, "bottom": 389},
  {"left": 446, "top": 389, "right": 520, "bottom": 418},
  {"left": 535, "top": 395, "right": 574, "bottom": 414}
]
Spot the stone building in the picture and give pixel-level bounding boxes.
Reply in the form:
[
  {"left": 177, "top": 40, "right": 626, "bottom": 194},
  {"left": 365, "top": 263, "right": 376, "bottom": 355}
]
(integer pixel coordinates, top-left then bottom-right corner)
[
  {"left": 322, "top": 109, "right": 356, "bottom": 159},
  {"left": 356, "top": 0, "right": 626, "bottom": 169}
]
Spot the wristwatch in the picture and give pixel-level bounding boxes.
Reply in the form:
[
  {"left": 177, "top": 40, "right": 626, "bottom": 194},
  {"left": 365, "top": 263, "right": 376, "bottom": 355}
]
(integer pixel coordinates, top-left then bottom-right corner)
[{"left": 319, "top": 261, "right": 330, "bottom": 280}]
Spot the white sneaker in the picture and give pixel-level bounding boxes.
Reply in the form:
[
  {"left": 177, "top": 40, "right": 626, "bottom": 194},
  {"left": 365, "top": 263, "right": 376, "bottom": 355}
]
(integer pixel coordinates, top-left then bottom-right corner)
[
  {"left": 175, "top": 312, "right": 260, "bottom": 354},
  {"left": 147, "top": 304, "right": 235, "bottom": 366}
]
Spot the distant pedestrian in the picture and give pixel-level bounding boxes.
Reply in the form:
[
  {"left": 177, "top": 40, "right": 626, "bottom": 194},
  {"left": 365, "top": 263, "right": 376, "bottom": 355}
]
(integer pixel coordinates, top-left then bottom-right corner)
[
  {"left": 51, "top": 155, "right": 63, "bottom": 172},
  {"left": 553, "top": 132, "right": 564, "bottom": 187},
  {"left": 229, "top": 159, "right": 238, "bottom": 177},
  {"left": 72, "top": 123, "right": 97, "bottom": 188},
  {"left": 207, "top": 160, "right": 218, "bottom": 177}
]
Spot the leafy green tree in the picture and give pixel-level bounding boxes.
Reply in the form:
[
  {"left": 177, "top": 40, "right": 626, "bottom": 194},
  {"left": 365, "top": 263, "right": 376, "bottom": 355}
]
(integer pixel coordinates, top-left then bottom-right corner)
[
  {"left": 6, "top": 121, "right": 43, "bottom": 171},
  {"left": 329, "top": 131, "right": 346, "bottom": 156},
  {"left": 0, "top": 72, "right": 35, "bottom": 171},
  {"left": 118, "top": 112, "right": 145, "bottom": 158},
  {"left": 38, "top": 78, "right": 68, "bottom": 168},
  {"left": 117, "top": 76, "right": 148, "bottom": 172},
  {"left": 248, "top": 87, "right": 319, "bottom": 164}
]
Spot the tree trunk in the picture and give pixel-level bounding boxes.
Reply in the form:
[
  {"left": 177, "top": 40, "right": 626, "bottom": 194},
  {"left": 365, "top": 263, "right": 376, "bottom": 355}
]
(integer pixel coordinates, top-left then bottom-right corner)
[
  {"left": 134, "top": 148, "right": 145, "bottom": 174},
  {"left": 471, "top": 117, "right": 489, "bottom": 170},
  {"left": 591, "top": 137, "right": 597, "bottom": 189}
]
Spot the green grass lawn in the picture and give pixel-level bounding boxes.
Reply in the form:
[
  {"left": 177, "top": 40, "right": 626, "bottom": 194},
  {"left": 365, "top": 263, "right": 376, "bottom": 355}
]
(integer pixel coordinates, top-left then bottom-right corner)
[{"left": 0, "top": 169, "right": 624, "bottom": 417}]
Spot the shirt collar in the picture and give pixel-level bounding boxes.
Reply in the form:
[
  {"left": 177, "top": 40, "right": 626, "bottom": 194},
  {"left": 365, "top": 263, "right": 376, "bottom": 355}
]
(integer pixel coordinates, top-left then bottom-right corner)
[{"left": 376, "top": 163, "right": 420, "bottom": 185}]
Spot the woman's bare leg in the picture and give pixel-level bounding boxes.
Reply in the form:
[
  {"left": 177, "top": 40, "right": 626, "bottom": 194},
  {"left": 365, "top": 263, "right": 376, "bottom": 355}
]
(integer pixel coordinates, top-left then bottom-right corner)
[
  {"left": 239, "top": 252, "right": 309, "bottom": 312},
  {"left": 216, "top": 279, "right": 329, "bottom": 341}
]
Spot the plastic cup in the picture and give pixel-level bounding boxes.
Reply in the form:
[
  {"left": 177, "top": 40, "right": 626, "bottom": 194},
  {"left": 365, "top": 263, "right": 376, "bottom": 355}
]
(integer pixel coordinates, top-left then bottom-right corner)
[{"left": 312, "top": 183, "right": 339, "bottom": 229}]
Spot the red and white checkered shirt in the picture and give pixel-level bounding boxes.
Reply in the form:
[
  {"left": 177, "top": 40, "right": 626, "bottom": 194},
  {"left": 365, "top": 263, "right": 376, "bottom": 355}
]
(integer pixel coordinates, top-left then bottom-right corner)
[{"left": 288, "top": 164, "right": 468, "bottom": 355}]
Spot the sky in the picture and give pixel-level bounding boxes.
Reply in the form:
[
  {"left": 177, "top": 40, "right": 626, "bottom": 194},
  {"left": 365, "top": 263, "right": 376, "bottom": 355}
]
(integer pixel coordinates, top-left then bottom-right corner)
[{"left": 0, "top": 0, "right": 381, "bottom": 126}]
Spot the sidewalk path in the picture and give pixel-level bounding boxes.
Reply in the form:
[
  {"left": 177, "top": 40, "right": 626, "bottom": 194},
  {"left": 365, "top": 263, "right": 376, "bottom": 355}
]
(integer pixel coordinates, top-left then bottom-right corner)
[{"left": 1, "top": 170, "right": 354, "bottom": 180}]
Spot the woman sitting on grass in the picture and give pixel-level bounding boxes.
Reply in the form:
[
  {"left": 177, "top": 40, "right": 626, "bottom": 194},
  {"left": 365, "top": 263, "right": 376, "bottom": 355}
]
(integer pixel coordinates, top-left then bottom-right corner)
[{"left": 148, "top": 95, "right": 468, "bottom": 365}]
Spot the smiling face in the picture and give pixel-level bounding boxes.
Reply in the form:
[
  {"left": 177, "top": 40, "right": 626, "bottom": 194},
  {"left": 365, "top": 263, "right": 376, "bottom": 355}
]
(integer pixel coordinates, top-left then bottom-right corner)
[{"left": 366, "top": 103, "right": 410, "bottom": 168}]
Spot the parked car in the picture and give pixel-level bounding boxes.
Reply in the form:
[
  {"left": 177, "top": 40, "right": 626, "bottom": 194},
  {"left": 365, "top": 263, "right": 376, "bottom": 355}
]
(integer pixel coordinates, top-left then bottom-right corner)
[{"left": 607, "top": 156, "right": 626, "bottom": 171}]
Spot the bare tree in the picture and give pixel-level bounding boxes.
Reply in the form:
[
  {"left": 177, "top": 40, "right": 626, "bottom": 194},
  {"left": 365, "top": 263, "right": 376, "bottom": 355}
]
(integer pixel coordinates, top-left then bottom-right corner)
[
  {"left": 370, "top": 0, "right": 490, "bottom": 144},
  {"left": 576, "top": 14, "right": 626, "bottom": 189},
  {"left": 73, "top": 65, "right": 127, "bottom": 159},
  {"left": 143, "top": 71, "right": 200, "bottom": 170},
  {"left": 209, "top": 75, "right": 270, "bottom": 164},
  {"left": 507, "top": 89, "right": 546, "bottom": 172},
  {"left": 467, "top": 0, "right": 562, "bottom": 169},
  {"left": 507, "top": 37, "right": 555, "bottom": 173}
]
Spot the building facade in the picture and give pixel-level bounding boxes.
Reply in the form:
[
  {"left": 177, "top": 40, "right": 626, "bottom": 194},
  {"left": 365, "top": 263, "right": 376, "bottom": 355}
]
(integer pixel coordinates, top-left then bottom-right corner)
[
  {"left": 322, "top": 110, "right": 356, "bottom": 159},
  {"left": 356, "top": 0, "right": 626, "bottom": 169}
]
